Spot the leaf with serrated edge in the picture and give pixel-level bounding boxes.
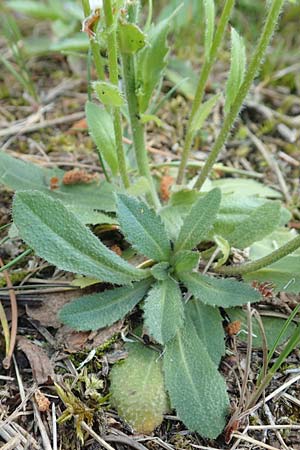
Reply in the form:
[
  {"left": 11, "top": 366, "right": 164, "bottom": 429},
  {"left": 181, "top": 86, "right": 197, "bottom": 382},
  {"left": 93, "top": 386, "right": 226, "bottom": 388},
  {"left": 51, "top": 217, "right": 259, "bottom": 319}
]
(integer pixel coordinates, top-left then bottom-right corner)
[
  {"left": 144, "top": 279, "right": 184, "bottom": 344},
  {"left": 181, "top": 272, "right": 260, "bottom": 307},
  {"left": 185, "top": 299, "right": 225, "bottom": 365},
  {"left": 110, "top": 343, "right": 168, "bottom": 434},
  {"left": 174, "top": 188, "right": 221, "bottom": 252},
  {"left": 12, "top": 191, "right": 148, "bottom": 285},
  {"left": 59, "top": 279, "right": 151, "bottom": 330},
  {"left": 173, "top": 250, "right": 200, "bottom": 276},
  {"left": 116, "top": 194, "right": 171, "bottom": 261},
  {"left": 85, "top": 101, "right": 118, "bottom": 176},
  {"left": 163, "top": 321, "right": 229, "bottom": 439}
]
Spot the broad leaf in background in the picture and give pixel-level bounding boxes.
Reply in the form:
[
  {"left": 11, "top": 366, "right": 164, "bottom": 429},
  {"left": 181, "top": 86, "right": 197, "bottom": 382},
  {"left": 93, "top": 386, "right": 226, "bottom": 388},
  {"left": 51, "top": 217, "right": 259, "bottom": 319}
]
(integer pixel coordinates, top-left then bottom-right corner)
[
  {"left": 203, "top": 0, "right": 215, "bottom": 58},
  {"left": 226, "top": 307, "right": 297, "bottom": 348},
  {"left": 0, "top": 151, "right": 116, "bottom": 213},
  {"left": 13, "top": 191, "right": 148, "bottom": 285},
  {"left": 6, "top": 0, "right": 63, "bottom": 20},
  {"left": 136, "top": 17, "right": 170, "bottom": 113},
  {"left": 85, "top": 101, "right": 118, "bottom": 176},
  {"left": 118, "top": 22, "right": 146, "bottom": 54},
  {"left": 181, "top": 272, "right": 260, "bottom": 307},
  {"left": 174, "top": 188, "right": 221, "bottom": 252},
  {"left": 227, "top": 200, "right": 281, "bottom": 249},
  {"left": 144, "top": 279, "right": 184, "bottom": 345},
  {"left": 163, "top": 322, "right": 229, "bottom": 439},
  {"left": 244, "top": 228, "right": 300, "bottom": 292},
  {"left": 110, "top": 343, "right": 168, "bottom": 434},
  {"left": 116, "top": 194, "right": 171, "bottom": 261},
  {"left": 66, "top": 206, "right": 117, "bottom": 226},
  {"left": 93, "top": 81, "right": 125, "bottom": 107},
  {"left": 225, "top": 28, "right": 246, "bottom": 114},
  {"left": 211, "top": 178, "right": 282, "bottom": 199},
  {"left": 185, "top": 299, "right": 225, "bottom": 365},
  {"left": 59, "top": 280, "right": 151, "bottom": 330}
]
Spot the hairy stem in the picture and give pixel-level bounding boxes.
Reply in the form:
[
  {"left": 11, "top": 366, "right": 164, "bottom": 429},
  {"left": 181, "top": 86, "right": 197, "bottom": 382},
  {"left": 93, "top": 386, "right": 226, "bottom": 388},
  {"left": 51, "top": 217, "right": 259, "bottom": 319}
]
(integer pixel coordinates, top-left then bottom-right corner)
[
  {"left": 82, "top": 0, "right": 105, "bottom": 80},
  {"left": 194, "top": 0, "right": 285, "bottom": 190},
  {"left": 103, "top": 0, "right": 130, "bottom": 188},
  {"left": 176, "top": 0, "right": 235, "bottom": 184},
  {"left": 216, "top": 233, "right": 300, "bottom": 276},
  {"left": 121, "top": 52, "right": 160, "bottom": 208}
]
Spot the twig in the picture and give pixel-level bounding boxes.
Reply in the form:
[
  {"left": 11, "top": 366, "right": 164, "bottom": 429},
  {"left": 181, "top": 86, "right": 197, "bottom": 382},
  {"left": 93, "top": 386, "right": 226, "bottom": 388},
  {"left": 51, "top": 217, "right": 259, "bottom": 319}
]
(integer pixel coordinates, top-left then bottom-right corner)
[
  {"left": 232, "top": 432, "right": 284, "bottom": 450},
  {"left": 81, "top": 422, "right": 115, "bottom": 450},
  {"left": 0, "top": 112, "right": 85, "bottom": 138},
  {"left": 52, "top": 402, "right": 57, "bottom": 450},
  {"left": 0, "top": 257, "right": 18, "bottom": 369},
  {"left": 264, "top": 403, "right": 289, "bottom": 450},
  {"left": 32, "top": 401, "right": 53, "bottom": 450},
  {"left": 248, "top": 424, "right": 300, "bottom": 430}
]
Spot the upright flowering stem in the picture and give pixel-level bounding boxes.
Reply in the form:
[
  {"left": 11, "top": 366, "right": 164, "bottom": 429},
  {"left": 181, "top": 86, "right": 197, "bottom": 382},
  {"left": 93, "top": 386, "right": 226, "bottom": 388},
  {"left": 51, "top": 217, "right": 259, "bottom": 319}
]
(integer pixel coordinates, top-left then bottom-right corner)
[
  {"left": 103, "top": 0, "right": 130, "bottom": 188},
  {"left": 176, "top": 0, "right": 235, "bottom": 185},
  {"left": 121, "top": 53, "right": 160, "bottom": 208},
  {"left": 194, "top": 0, "right": 285, "bottom": 190}
]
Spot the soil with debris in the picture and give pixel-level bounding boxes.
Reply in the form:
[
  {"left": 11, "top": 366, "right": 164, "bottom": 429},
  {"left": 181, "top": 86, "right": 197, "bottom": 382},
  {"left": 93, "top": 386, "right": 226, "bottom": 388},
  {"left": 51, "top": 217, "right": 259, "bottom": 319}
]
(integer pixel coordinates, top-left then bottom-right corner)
[{"left": 1, "top": 6, "right": 300, "bottom": 450}]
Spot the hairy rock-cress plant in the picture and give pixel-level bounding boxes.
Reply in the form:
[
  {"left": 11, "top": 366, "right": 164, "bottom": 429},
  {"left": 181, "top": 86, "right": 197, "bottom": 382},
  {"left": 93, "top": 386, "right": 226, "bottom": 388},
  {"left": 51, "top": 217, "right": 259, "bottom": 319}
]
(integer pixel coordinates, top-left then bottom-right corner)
[{"left": 1, "top": 0, "right": 300, "bottom": 440}]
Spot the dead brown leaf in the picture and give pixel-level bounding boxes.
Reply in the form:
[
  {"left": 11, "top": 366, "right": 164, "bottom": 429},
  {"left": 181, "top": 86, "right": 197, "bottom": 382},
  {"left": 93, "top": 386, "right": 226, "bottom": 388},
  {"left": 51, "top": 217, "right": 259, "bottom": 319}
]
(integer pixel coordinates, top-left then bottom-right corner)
[
  {"left": 55, "top": 321, "right": 123, "bottom": 353},
  {"left": 17, "top": 336, "right": 55, "bottom": 384}
]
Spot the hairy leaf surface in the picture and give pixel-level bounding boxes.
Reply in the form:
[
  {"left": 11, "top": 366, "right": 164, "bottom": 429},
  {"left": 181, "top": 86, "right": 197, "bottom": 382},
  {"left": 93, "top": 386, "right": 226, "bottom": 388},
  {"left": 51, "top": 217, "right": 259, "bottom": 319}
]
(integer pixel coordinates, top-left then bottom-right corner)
[
  {"left": 174, "top": 188, "right": 221, "bottom": 252},
  {"left": 136, "top": 18, "right": 170, "bottom": 113},
  {"left": 85, "top": 101, "right": 118, "bottom": 175},
  {"left": 13, "top": 191, "right": 148, "bottom": 284},
  {"left": 181, "top": 272, "right": 260, "bottom": 307},
  {"left": 59, "top": 280, "right": 151, "bottom": 330},
  {"left": 144, "top": 279, "right": 184, "bottom": 344},
  {"left": 116, "top": 194, "right": 171, "bottom": 261},
  {"left": 163, "top": 322, "right": 229, "bottom": 438},
  {"left": 185, "top": 299, "right": 225, "bottom": 365},
  {"left": 110, "top": 343, "right": 168, "bottom": 434},
  {"left": 225, "top": 28, "right": 246, "bottom": 114}
]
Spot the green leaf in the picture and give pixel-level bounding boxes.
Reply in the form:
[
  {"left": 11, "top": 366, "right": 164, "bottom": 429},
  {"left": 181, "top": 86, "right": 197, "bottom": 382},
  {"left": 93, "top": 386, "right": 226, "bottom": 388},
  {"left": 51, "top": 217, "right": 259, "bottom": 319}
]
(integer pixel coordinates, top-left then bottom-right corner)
[
  {"left": 144, "top": 279, "right": 184, "bottom": 345},
  {"left": 150, "top": 262, "right": 170, "bottom": 281},
  {"left": 190, "top": 94, "right": 221, "bottom": 134},
  {"left": 227, "top": 200, "right": 281, "bottom": 249},
  {"left": 116, "top": 194, "right": 171, "bottom": 261},
  {"left": 12, "top": 191, "right": 148, "bottom": 285},
  {"left": 6, "top": 0, "right": 62, "bottom": 20},
  {"left": 225, "top": 28, "right": 246, "bottom": 114},
  {"left": 174, "top": 188, "right": 221, "bottom": 252},
  {"left": 93, "top": 81, "right": 125, "bottom": 107},
  {"left": 214, "top": 235, "right": 230, "bottom": 268},
  {"left": 118, "top": 22, "right": 147, "bottom": 54},
  {"left": 204, "top": 0, "right": 215, "bottom": 58},
  {"left": 85, "top": 101, "right": 118, "bottom": 176},
  {"left": 244, "top": 228, "right": 300, "bottom": 293},
  {"left": 181, "top": 272, "right": 260, "bottom": 307},
  {"left": 226, "top": 307, "right": 297, "bottom": 349},
  {"left": 67, "top": 206, "right": 117, "bottom": 226},
  {"left": 0, "top": 151, "right": 116, "bottom": 213},
  {"left": 136, "top": 17, "right": 170, "bottom": 113},
  {"left": 110, "top": 343, "right": 168, "bottom": 434},
  {"left": 185, "top": 299, "right": 225, "bottom": 365},
  {"left": 172, "top": 250, "right": 200, "bottom": 276},
  {"left": 59, "top": 280, "right": 151, "bottom": 331},
  {"left": 163, "top": 321, "right": 229, "bottom": 439}
]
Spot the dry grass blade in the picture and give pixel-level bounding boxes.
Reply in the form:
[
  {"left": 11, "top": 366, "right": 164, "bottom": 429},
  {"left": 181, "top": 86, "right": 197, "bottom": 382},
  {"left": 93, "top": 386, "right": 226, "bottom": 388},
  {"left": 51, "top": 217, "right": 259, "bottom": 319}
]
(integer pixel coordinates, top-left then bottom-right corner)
[
  {"left": 232, "top": 431, "right": 284, "bottom": 450},
  {"left": 81, "top": 422, "right": 115, "bottom": 450},
  {"left": 0, "top": 257, "right": 18, "bottom": 369}
]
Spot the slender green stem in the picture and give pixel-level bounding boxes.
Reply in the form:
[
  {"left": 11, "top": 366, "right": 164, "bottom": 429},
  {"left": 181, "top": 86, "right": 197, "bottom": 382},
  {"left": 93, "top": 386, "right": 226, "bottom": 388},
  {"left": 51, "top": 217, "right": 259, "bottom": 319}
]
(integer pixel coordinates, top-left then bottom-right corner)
[
  {"left": 0, "top": 249, "right": 32, "bottom": 274},
  {"left": 121, "top": 52, "right": 160, "bottom": 208},
  {"left": 176, "top": 0, "right": 235, "bottom": 184},
  {"left": 194, "top": 0, "right": 285, "bottom": 190},
  {"left": 82, "top": 0, "right": 105, "bottom": 81},
  {"left": 216, "top": 233, "right": 300, "bottom": 276},
  {"left": 103, "top": 0, "right": 130, "bottom": 188}
]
